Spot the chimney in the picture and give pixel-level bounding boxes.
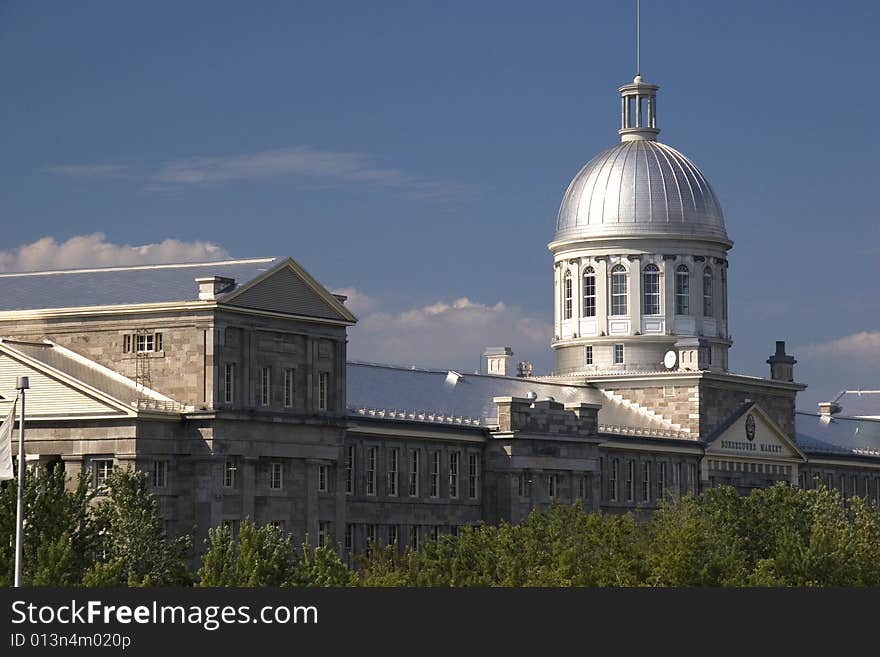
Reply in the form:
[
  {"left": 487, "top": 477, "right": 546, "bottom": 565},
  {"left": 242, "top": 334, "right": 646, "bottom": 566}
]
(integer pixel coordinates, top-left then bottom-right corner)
[
  {"left": 195, "top": 276, "right": 235, "bottom": 301},
  {"left": 817, "top": 401, "right": 841, "bottom": 421},
  {"left": 766, "top": 341, "right": 796, "bottom": 382},
  {"left": 483, "top": 347, "right": 513, "bottom": 376}
]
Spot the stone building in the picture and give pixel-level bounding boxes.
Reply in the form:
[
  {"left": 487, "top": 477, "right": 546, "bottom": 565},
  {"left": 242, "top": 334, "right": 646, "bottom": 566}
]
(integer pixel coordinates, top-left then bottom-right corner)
[{"left": 2, "top": 66, "right": 879, "bottom": 557}]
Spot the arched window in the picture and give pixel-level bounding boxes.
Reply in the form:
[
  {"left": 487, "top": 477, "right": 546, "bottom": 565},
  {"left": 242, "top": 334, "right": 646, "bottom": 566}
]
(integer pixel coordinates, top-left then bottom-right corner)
[
  {"left": 610, "top": 265, "right": 627, "bottom": 316},
  {"left": 563, "top": 271, "right": 573, "bottom": 320},
  {"left": 582, "top": 267, "right": 596, "bottom": 317},
  {"left": 675, "top": 265, "right": 690, "bottom": 315},
  {"left": 703, "top": 267, "right": 714, "bottom": 317},
  {"left": 642, "top": 264, "right": 660, "bottom": 315}
]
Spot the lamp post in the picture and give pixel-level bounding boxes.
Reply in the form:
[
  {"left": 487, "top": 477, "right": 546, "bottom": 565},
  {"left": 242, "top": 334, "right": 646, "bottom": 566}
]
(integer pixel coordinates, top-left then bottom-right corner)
[{"left": 14, "top": 375, "right": 29, "bottom": 588}]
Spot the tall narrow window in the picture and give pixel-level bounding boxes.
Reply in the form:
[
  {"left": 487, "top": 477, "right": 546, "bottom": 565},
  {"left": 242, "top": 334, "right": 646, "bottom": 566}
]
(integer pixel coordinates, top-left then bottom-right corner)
[
  {"left": 366, "top": 524, "right": 377, "bottom": 548},
  {"left": 582, "top": 267, "right": 596, "bottom": 317},
  {"left": 271, "top": 462, "right": 283, "bottom": 490},
  {"left": 318, "top": 372, "right": 329, "bottom": 411},
  {"left": 657, "top": 462, "right": 667, "bottom": 500},
  {"left": 224, "top": 363, "right": 235, "bottom": 404},
  {"left": 547, "top": 474, "right": 558, "bottom": 499},
  {"left": 409, "top": 450, "right": 420, "bottom": 497},
  {"left": 123, "top": 334, "right": 132, "bottom": 353},
  {"left": 223, "top": 459, "right": 237, "bottom": 488},
  {"left": 409, "top": 526, "right": 419, "bottom": 551},
  {"left": 610, "top": 265, "right": 628, "bottom": 316},
  {"left": 641, "top": 462, "right": 651, "bottom": 502},
  {"left": 703, "top": 267, "right": 714, "bottom": 317},
  {"left": 430, "top": 451, "right": 440, "bottom": 498},
  {"left": 468, "top": 453, "right": 480, "bottom": 499},
  {"left": 626, "top": 460, "right": 635, "bottom": 502},
  {"left": 518, "top": 472, "right": 528, "bottom": 497},
  {"left": 283, "top": 368, "right": 294, "bottom": 407},
  {"left": 387, "top": 448, "right": 399, "bottom": 496},
  {"left": 317, "top": 522, "right": 330, "bottom": 548},
  {"left": 607, "top": 459, "right": 619, "bottom": 502},
  {"left": 674, "top": 462, "right": 682, "bottom": 495},
  {"left": 366, "top": 447, "right": 377, "bottom": 495},
  {"left": 563, "top": 271, "right": 573, "bottom": 320},
  {"left": 689, "top": 463, "right": 699, "bottom": 493},
  {"left": 260, "top": 367, "right": 271, "bottom": 406},
  {"left": 642, "top": 264, "right": 661, "bottom": 315},
  {"left": 577, "top": 475, "right": 588, "bottom": 500},
  {"left": 449, "top": 451, "right": 460, "bottom": 498},
  {"left": 344, "top": 524, "right": 354, "bottom": 552},
  {"left": 613, "top": 343, "right": 624, "bottom": 365},
  {"left": 345, "top": 445, "right": 355, "bottom": 494},
  {"left": 152, "top": 460, "right": 168, "bottom": 488},
  {"left": 317, "top": 464, "right": 328, "bottom": 492},
  {"left": 388, "top": 525, "right": 398, "bottom": 547},
  {"left": 584, "top": 345, "right": 593, "bottom": 366},
  {"left": 675, "top": 265, "right": 690, "bottom": 315}
]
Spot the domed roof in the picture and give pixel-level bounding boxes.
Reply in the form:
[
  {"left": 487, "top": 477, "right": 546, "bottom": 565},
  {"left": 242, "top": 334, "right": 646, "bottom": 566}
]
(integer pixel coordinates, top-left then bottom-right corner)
[{"left": 554, "top": 140, "right": 728, "bottom": 244}]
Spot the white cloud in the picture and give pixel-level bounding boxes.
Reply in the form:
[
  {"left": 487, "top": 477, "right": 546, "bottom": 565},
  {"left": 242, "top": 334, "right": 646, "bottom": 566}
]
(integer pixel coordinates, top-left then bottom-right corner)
[
  {"left": 0, "top": 233, "right": 230, "bottom": 273},
  {"left": 799, "top": 331, "right": 880, "bottom": 363},
  {"left": 46, "top": 146, "right": 472, "bottom": 201},
  {"left": 339, "top": 289, "right": 552, "bottom": 372}
]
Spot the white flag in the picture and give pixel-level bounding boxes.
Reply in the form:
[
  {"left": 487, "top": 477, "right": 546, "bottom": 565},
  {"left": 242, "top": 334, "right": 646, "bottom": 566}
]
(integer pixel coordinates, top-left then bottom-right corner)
[{"left": 0, "top": 401, "right": 17, "bottom": 481}]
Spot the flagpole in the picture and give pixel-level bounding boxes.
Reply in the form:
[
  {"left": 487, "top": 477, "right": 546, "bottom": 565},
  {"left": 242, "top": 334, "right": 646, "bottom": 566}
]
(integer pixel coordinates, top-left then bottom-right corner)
[{"left": 14, "top": 376, "right": 29, "bottom": 588}]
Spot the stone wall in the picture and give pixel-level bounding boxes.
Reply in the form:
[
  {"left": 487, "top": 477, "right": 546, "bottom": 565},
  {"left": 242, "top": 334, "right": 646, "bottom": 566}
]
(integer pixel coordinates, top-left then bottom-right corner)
[
  {"left": 699, "top": 382, "right": 796, "bottom": 439},
  {"left": 601, "top": 383, "right": 700, "bottom": 435}
]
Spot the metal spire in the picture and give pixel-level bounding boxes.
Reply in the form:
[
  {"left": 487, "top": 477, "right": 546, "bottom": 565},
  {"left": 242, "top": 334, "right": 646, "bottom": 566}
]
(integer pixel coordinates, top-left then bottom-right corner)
[{"left": 637, "top": 0, "right": 641, "bottom": 76}]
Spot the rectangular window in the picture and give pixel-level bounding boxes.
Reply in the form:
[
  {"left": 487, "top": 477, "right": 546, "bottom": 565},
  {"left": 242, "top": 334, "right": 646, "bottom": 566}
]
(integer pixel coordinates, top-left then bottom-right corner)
[
  {"left": 608, "top": 459, "right": 619, "bottom": 502},
  {"left": 676, "top": 267, "right": 690, "bottom": 315},
  {"left": 345, "top": 445, "right": 355, "bottom": 495},
  {"left": 689, "top": 463, "right": 699, "bottom": 493},
  {"left": 585, "top": 345, "right": 593, "bottom": 366},
  {"left": 123, "top": 334, "right": 131, "bottom": 353},
  {"left": 366, "top": 524, "right": 377, "bottom": 547},
  {"left": 674, "top": 462, "right": 682, "bottom": 495},
  {"left": 387, "top": 525, "right": 398, "bottom": 547},
  {"left": 93, "top": 459, "right": 114, "bottom": 489},
  {"left": 613, "top": 344, "right": 624, "bottom": 365},
  {"left": 577, "top": 475, "right": 588, "bottom": 500},
  {"left": 468, "top": 453, "right": 480, "bottom": 499},
  {"left": 518, "top": 472, "right": 527, "bottom": 497},
  {"left": 344, "top": 524, "right": 354, "bottom": 552},
  {"left": 318, "top": 464, "right": 328, "bottom": 492},
  {"left": 260, "top": 367, "right": 271, "bottom": 406},
  {"left": 449, "top": 451, "right": 460, "bottom": 498},
  {"left": 657, "top": 462, "right": 667, "bottom": 500},
  {"left": 366, "top": 447, "right": 377, "bottom": 495},
  {"left": 224, "top": 363, "right": 235, "bottom": 403},
  {"left": 152, "top": 460, "right": 168, "bottom": 488},
  {"left": 318, "top": 372, "right": 329, "bottom": 411},
  {"left": 224, "top": 459, "right": 237, "bottom": 488},
  {"left": 583, "top": 271, "right": 596, "bottom": 317},
  {"left": 430, "top": 526, "right": 440, "bottom": 542},
  {"left": 283, "top": 368, "right": 294, "bottom": 407},
  {"left": 318, "top": 522, "right": 330, "bottom": 548},
  {"left": 641, "top": 462, "right": 651, "bottom": 503},
  {"left": 611, "top": 268, "right": 628, "bottom": 316},
  {"left": 643, "top": 266, "right": 661, "bottom": 315},
  {"left": 626, "top": 460, "right": 635, "bottom": 502},
  {"left": 430, "top": 451, "right": 440, "bottom": 498},
  {"left": 547, "top": 473, "right": 558, "bottom": 499},
  {"left": 387, "top": 448, "right": 399, "bottom": 496},
  {"left": 409, "top": 450, "right": 420, "bottom": 497},
  {"left": 270, "top": 461, "right": 283, "bottom": 490},
  {"left": 409, "top": 526, "right": 419, "bottom": 551}
]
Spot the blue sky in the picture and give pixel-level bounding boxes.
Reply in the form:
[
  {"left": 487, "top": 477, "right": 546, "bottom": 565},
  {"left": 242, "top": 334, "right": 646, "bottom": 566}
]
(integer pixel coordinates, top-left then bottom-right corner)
[{"left": 1, "top": 0, "right": 878, "bottom": 409}]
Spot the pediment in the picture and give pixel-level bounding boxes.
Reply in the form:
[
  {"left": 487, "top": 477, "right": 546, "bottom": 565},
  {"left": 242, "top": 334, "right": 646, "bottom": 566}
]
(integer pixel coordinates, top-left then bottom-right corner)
[
  {"left": 706, "top": 403, "right": 805, "bottom": 462},
  {"left": 221, "top": 258, "right": 356, "bottom": 323}
]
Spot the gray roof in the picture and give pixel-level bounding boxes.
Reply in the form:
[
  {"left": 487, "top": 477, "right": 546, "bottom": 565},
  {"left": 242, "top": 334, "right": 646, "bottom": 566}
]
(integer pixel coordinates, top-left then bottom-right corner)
[
  {"left": 554, "top": 140, "right": 728, "bottom": 244},
  {"left": 0, "top": 257, "right": 279, "bottom": 312},
  {"left": 795, "top": 412, "right": 880, "bottom": 459},
  {"left": 346, "top": 361, "right": 688, "bottom": 437},
  {"left": 829, "top": 390, "right": 880, "bottom": 418}
]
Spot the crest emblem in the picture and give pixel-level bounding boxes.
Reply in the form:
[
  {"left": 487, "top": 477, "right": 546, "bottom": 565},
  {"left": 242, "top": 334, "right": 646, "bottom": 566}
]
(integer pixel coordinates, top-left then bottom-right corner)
[{"left": 745, "top": 414, "right": 756, "bottom": 442}]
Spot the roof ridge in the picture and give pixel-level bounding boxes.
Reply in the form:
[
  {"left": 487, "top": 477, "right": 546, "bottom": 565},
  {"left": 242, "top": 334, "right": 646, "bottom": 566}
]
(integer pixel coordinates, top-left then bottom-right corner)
[{"left": 0, "top": 257, "right": 277, "bottom": 278}]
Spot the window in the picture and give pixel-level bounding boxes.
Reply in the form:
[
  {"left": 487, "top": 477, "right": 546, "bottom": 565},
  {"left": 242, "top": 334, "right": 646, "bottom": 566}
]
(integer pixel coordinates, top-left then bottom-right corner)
[
  {"left": 271, "top": 461, "right": 283, "bottom": 490},
  {"left": 93, "top": 459, "right": 114, "bottom": 489},
  {"left": 547, "top": 474, "right": 558, "bottom": 499},
  {"left": 675, "top": 265, "right": 690, "bottom": 315},
  {"left": 387, "top": 525, "right": 398, "bottom": 547},
  {"left": 798, "top": 471, "right": 806, "bottom": 489},
  {"left": 430, "top": 451, "right": 440, "bottom": 498},
  {"left": 224, "top": 459, "right": 237, "bottom": 488},
  {"left": 318, "top": 522, "right": 330, "bottom": 548},
  {"left": 366, "top": 447, "right": 377, "bottom": 495},
  {"left": 132, "top": 331, "right": 163, "bottom": 354},
  {"left": 366, "top": 524, "right": 377, "bottom": 547},
  {"left": 283, "top": 368, "right": 294, "bottom": 407},
  {"left": 517, "top": 472, "right": 528, "bottom": 498},
  {"left": 387, "top": 448, "right": 399, "bottom": 496},
  {"left": 577, "top": 475, "right": 588, "bottom": 500},
  {"left": 613, "top": 343, "right": 624, "bottom": 365},
  {"left": 345, "top": 445, "right": 355, "bottom": 494},
  {"left": 582, "top": 267, "right": 596, "bottom": 317},
  {"left": 260, "top": 367, "right": 271, "bottom": 406},
  {"left": 642, "top": 264, "right": 661, "bottom": 315},
  {"left": 689, "top": 463, "right": 699, "bottom": 492},
  {"left": 657, "top": 462, "right": 667, "bottom": 500},
  {"left": 703, "top": 267, "right": 714, "bottom": 317},
  {"left": 825, "top": 473, "right": 833, "bottom": 490},
  {"left": 674, "top": 463, "right": 682, "bottom": 495},
  {"left": 449, "top": 451, "right": 460, "bottom": 498},
  {"left": 430, "top": 526, "right": 440, "bottom": 542},
  {"left": 607, "top": 459, "right": 619, "bottom": 502},
  {"left": 318, "top": 372, "right": 329, "bottom": 411},
  {"left": 626, "top": 460, "right": 635, "bottom": 502},
  {"left": 641, "top": 462, "right": 651, "bottom": 503},
  {"left": 610, "top": 265, "right": 628, "bottom": 316},
  {"left": 344, "top": 524, "right": 354, "bottom": 552},
  {"left": 468, "top": 453, "right": 480, "bottom": 499},
  {"left": 318, "top": 464, "right": 328, "bottom": 492},
  {"left": 410, "top": 526, "right": 419, "bottom": 551},
  {"left": 409, "top": 450, "right": 420, "bottom": 497},
  {"left": 563, "top": 271, "right": 573, "bottom": 320},
  {"left": 152, "top": 460, "right": 168, "bottom": 488},
  {"left": 584, "top": 345, "right": 593, "bottom": 366},
  {"left": 224, "top": 363, "right": 235, "bottom": 404}
]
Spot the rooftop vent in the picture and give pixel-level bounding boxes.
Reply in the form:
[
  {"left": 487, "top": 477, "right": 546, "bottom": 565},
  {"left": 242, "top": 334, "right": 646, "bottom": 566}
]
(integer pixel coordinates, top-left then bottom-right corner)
[{"left": 195, "top": 276, "right": 235, "bottom": 301}]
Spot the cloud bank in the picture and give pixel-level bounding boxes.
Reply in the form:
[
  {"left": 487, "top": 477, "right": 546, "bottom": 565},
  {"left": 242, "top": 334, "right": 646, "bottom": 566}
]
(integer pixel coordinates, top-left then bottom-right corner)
[
  {"left": 799, "top": 331, "right": 880, "bottom": 364},
  {"left": 0, "top": 233, "right": 230, "bottom": 272}
]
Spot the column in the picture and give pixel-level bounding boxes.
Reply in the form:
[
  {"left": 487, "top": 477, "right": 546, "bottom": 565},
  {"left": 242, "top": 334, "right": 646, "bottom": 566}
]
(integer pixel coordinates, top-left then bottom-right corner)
[
  {"left": 629, "top": 256, "right": 642, "bottom": 335},
  {"left": 663, "top": 255, "right": 675, "bottom": 331},
  {"left": 595, "top": 257, "right": 608, "bottom": 336}
]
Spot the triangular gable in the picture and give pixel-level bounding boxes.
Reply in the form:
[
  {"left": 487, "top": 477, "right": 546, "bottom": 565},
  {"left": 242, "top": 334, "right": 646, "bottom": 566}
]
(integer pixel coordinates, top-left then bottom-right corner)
[
  {"left": 221, "top": 258, "right": 356, "bottom": 323},
  {"left": 706, "top": 403, "right": 806, "bottom": 461},
  {"left": 0, "top": 348, "right": 134, "bottom": 419}
]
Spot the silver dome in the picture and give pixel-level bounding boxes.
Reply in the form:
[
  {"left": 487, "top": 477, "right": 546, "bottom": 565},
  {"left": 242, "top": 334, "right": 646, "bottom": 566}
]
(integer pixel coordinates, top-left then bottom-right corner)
[{"left": 554, "top": 140, "right": 728, "bottom": 243}]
